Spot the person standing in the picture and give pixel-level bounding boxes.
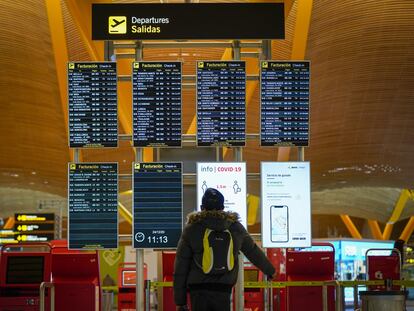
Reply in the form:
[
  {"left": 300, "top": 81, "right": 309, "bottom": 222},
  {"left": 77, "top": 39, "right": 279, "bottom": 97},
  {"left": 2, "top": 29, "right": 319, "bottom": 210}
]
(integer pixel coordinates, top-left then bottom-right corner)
[{"left": 173, "top": 188, "right": 275, "bottom": 311}]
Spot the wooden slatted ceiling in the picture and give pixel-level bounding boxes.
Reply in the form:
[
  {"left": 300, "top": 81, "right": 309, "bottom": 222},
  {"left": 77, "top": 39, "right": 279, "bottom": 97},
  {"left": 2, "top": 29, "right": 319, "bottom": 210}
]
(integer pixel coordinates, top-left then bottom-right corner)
[
  {"left": 305, "top": 0, "right": 414, "bottom": 194},
  {"left": 0, "top": 0, "right": 69, "bottom": 196},
  {"left": 61, "top": 0, "right": 90, "bottom": 62}
]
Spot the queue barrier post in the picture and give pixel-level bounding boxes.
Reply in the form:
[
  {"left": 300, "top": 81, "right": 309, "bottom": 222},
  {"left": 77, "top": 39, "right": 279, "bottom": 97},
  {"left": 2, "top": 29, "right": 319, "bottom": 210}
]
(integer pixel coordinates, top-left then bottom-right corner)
[
  {"left": 264, "top": 278, "right": 269, "bottom": 311},
  {"left": 39, "top": 282, "right": 55, "bottom": 311},
  {"left": 353, "top": 284, "right": 359, "bottom": 310},
  {"left": 101, "top": 289, "right": 114, "bottom": 311},
  {"left": 335, "top": 281, "right": 343, "bottom": 311},
  {"left": 145, "top": 280, "right": 151, "bottom": 311},
  {"left": 322, "top": 284, "right": 328, "bottom": 311},
  {"left": 276, "top": 287, "right": 281, "bottom": 311}
]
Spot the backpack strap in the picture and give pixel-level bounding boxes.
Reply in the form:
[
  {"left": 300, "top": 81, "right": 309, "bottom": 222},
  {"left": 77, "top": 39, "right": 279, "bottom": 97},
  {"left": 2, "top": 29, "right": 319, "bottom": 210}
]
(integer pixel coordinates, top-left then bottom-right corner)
[
  {"left": 225, "top": 229, "right": 235, "bottom": 271},
  {"left": 202, "top": 228, "right": 213, "bottom": 273}
]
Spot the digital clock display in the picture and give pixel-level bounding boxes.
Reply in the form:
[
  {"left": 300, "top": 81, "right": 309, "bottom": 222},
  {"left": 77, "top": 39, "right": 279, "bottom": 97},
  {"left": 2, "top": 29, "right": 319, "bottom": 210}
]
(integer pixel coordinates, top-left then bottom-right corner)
[
  {"left": 147, "top": 235, "right": 168, "bottom": 244},
  {"left": 133, "top": 162, "right": 183, "bottom": 249}
]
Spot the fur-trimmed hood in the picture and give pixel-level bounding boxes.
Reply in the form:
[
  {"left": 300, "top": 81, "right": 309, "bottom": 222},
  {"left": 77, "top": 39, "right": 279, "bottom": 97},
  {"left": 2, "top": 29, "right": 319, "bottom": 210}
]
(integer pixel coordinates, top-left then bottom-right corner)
[{"left": 187, "top": 210, "right": 240, "bottom": 231}]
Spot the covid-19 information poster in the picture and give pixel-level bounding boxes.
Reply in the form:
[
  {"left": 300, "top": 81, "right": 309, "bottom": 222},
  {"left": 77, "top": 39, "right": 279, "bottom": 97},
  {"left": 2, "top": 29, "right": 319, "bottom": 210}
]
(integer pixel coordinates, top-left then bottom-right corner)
[
  {"left": 261, "top": 162, "right": 311, "bottom": 248},
  {"left": 196, "top": 162, "right": 247, "bottom": 228}
]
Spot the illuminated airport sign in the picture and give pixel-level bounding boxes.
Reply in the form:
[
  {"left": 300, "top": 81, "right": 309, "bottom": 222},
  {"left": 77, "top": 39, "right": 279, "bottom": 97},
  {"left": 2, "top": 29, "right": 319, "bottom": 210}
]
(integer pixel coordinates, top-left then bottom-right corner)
[
  {"left": 260, "top": 61, "right": 310, "bottom": 147},
  {"left": 197, "top": 162, "right": 247, "bottom": 228},
  {"left": 92, "top": 3, "right": 285, "bottom": 40},
  {"left": 133, "top": 62, "right": 181, "bottom": 147},
  {"left": 68, "top": 62, "right": 118, "bottom": 148},
  {"left": 14, "top": 224, "right": 54, "bottom": 232},
  {"left": 14, "top": 213, "right": 55, "bottom": 242},
  {"left": 15, "top": 213, "right": 55, "bottom": 222},
  {"left": 0, "top": 230, "right": 17, "bottom": 244},
  {"left": 68, "top": 163, "right": 118, "bottom": 249},
  {"left": 15, "top": 234, "right": 55, "bottom": 243},
  {"left": 133, "top": 162, "right": 183, "bottom": 249},
  {"left": 197, "top": 61, "right": 246, "bottom": 147},
  {"left": 261, "top": 162, "right": 311, "bottom": 248}
]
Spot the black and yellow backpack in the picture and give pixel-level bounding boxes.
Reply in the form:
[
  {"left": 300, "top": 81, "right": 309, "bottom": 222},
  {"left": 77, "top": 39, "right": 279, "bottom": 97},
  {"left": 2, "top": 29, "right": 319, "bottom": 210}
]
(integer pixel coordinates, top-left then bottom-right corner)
[{"left": 201, "top": 228, "right": 235, "bottom": 274}]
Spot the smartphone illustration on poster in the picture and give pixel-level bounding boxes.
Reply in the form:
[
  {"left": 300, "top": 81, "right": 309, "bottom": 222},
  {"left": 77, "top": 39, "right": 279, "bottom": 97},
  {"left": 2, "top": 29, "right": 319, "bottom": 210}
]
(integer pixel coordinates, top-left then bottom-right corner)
[{"left": 271, "top": 205, "right": 289, "bottom": 242}]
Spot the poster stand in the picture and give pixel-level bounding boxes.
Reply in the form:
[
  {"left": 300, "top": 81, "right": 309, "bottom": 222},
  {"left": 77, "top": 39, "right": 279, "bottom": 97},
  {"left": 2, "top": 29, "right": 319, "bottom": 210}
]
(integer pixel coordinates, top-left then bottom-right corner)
[{"left": 232, "top": 39, "right": 244, "bottom": 311}]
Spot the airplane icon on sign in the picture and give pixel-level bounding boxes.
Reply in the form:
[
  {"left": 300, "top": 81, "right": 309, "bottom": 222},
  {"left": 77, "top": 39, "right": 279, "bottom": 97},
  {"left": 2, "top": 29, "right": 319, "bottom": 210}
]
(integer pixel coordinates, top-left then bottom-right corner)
[
  {"left": 108, "top": 16, "right": 127, "bottom": 34},
  {"left": 111, "top": 19, "right": 125, "bottom": 28}
]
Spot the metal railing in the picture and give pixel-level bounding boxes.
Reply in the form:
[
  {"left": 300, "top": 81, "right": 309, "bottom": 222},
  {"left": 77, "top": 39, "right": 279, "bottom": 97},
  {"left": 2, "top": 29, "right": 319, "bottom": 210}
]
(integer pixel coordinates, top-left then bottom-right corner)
[
  {"left": 39, "top": 282, "right": 55, "bottom": 311},
  {"left": 139, "top": 279, "right": 413, "bottom": 311},
  {"left": 112, "top": 41, "right": 262, "bottom": 49}
]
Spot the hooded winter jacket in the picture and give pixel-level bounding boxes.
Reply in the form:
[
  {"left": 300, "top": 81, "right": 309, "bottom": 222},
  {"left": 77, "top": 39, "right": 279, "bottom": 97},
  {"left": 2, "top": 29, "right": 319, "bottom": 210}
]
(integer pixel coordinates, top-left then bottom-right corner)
[{"left": 173, "top": 210, "right": 275, "bottom": 306}]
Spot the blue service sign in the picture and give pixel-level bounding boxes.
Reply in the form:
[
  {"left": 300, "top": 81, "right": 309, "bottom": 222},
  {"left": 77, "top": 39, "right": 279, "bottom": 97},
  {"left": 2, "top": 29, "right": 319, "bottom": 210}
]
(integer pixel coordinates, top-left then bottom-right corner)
[{"left": 92, "top": 3, "right": 285, "bottom": 40}]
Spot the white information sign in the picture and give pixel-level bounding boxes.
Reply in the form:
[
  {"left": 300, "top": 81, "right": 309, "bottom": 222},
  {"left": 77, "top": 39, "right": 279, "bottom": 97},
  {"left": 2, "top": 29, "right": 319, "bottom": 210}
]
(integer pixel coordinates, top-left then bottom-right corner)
[
  {"left": 197, "top": 162, "right": 247, "bottom": 228},
  {"left": 261, "top": 162, "right": 311, "bottom": 248}
]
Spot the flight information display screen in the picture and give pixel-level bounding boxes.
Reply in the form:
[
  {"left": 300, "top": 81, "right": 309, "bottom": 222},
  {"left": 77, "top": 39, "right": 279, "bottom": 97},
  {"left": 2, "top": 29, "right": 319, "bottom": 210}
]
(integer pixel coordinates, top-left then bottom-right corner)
[
  {"left": 68, "top": 62, "right": 118, "bottom": 148},
  {"left": 197, "top": 61, "right": 246, "bottom": 147},
  {"left": 132, "top": 62, "right": 181, "bottom": 147},
  {"left": 68, "top": 163, "right": 118, "bottom": 249},
  {"left": 133, "top": 162, "right": 182, "bottom": 249},
  {"left": 260, "top": 61, "right": 310, "bottom": 146}
]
